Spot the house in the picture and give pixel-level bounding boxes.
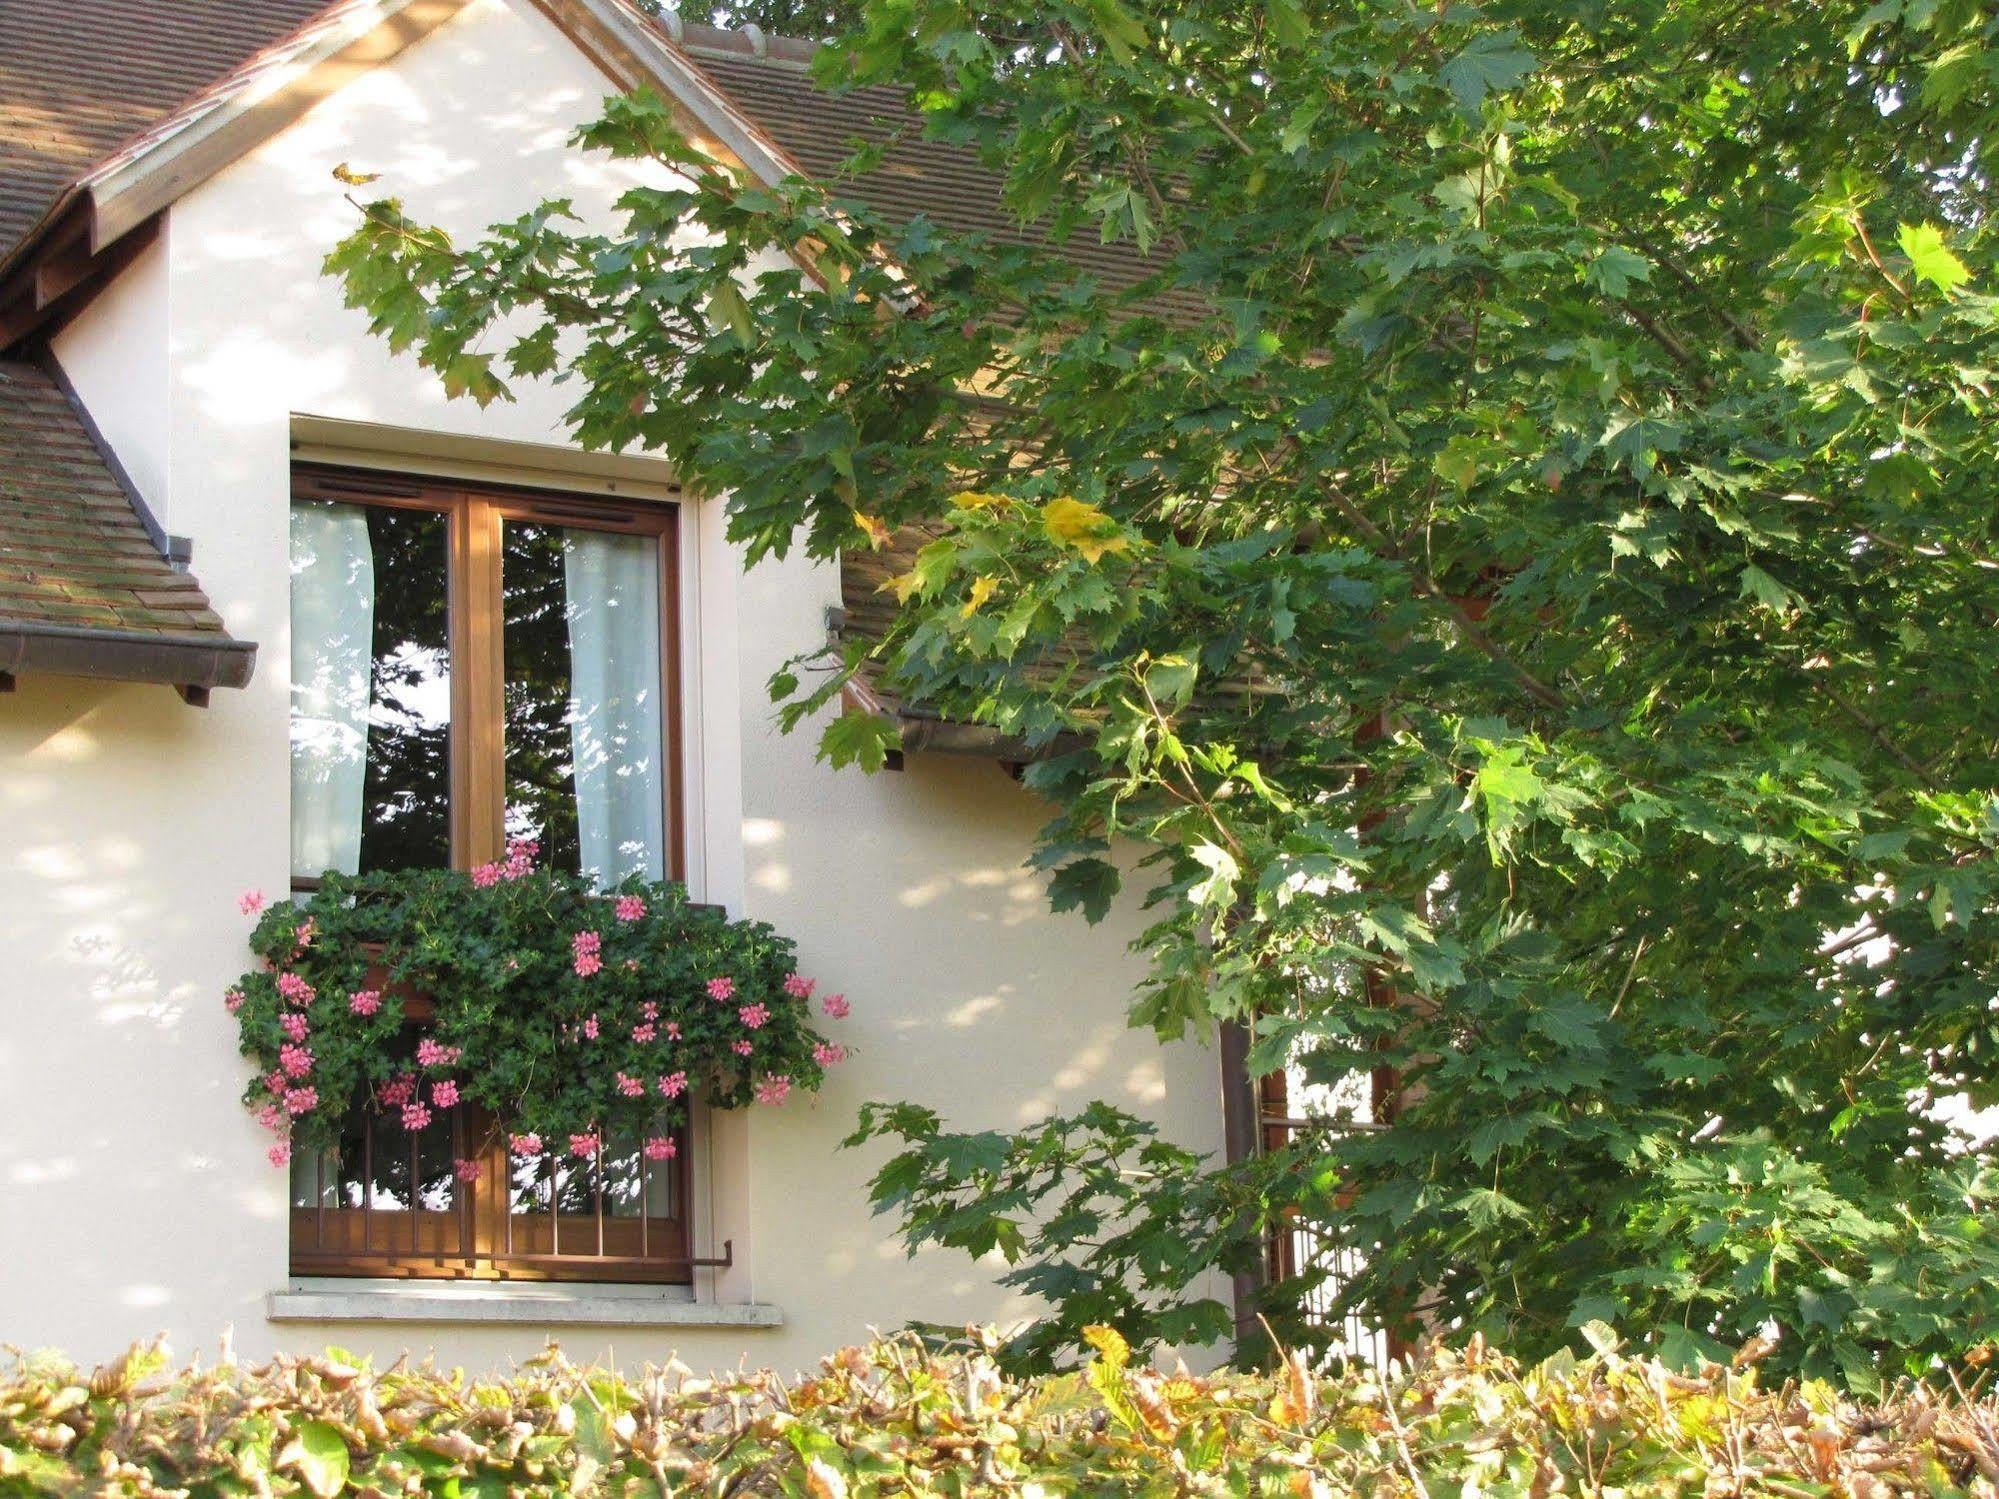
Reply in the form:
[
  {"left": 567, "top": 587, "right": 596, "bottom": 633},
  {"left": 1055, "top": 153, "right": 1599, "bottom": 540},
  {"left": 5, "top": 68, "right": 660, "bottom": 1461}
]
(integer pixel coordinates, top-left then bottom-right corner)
[{"left": 0, "top": 0, "right": 1227, "bottom": 1371}]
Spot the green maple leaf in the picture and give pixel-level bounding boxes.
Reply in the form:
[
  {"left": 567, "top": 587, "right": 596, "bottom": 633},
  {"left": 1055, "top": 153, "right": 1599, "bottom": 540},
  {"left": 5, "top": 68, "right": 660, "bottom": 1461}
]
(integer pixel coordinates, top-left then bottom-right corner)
[
  {"left": 1438, "top": 32, "right": 1537, "bottom": 116},
  {"left": 1896, "top": 222, "right": 1970, "bottom": 294}
]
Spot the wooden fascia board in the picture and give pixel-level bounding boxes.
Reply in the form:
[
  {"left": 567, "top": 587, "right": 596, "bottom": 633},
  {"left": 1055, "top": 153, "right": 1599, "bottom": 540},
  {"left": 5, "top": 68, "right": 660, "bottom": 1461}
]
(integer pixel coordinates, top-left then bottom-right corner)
[
  {"left": 533, "top": 0, "right": 805, "bottom": 188},
  {"left": 86, "top": 0, "right": 479, "bottom": 250},
  {"left": 537, "top": 0, "right": 942, "bottom": 302},
  {"left": 0, "top": 212, "right": 160, "bottom": 351}
]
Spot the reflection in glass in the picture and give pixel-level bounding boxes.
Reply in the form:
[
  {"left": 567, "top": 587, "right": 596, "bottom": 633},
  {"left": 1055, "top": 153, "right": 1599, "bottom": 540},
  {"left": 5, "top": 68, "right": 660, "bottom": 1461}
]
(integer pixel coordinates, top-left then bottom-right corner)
[
  {"left": 502, "top": 523, "right": 665, "bottom": 885},
  {"left": 288, "top": 502, "right": 450, "bottom": 879},
  {"left": 290, "top": 1040, "right": 459, "bottom": 1216},
  {"left": 510, "top": 1131, "right": 679, "bottom": 1217}
]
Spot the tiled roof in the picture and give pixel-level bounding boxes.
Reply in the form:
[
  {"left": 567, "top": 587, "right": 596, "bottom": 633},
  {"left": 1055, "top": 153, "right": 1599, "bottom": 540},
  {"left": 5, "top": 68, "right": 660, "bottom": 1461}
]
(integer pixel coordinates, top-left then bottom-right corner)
[
  {"left": 0, "top": 358, "right": 253, "bottom": 691},
  {"left": 0, "top": 0, "right": 1181, "bottom": 716},
  {"left": 674, "top": 32, "right": 1203, "bottom": 324},
  {"left": 0, "top": 0, "right": 331, "bottom": 254}
]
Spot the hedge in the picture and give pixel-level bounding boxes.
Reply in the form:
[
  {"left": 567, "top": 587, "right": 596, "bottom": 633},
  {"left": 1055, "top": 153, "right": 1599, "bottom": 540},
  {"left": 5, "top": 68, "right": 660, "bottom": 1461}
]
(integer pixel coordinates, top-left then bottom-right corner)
[{"left": 2, "top": 1325, "right": 1994, "bottom": 1496}]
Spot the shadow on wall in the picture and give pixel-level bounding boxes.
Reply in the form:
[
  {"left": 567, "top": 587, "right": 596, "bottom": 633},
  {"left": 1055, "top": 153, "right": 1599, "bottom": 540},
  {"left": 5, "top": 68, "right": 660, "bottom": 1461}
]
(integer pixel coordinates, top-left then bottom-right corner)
[
  {"left": 0, "top": 676, "right": 285, "bottom": 1342},
  {"left": 732, "top": 747, "right": 1217, "bottom": 1339}
]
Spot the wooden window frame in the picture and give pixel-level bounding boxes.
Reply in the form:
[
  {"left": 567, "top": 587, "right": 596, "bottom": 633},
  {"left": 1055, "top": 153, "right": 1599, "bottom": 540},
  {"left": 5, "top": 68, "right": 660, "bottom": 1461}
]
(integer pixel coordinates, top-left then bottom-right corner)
[
  {"left": 287, "top": 464, "right": 694, "bottom": 1284},
  {"left": 291, "top": 463, "right": 684, "bottom": 877}
]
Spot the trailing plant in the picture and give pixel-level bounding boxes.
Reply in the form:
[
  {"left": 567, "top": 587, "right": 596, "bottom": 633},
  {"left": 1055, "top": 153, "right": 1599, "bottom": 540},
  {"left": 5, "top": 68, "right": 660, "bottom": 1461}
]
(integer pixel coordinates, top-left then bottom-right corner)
[
  {"left": 324, "top": 0, "right": 1999, "bottom": 1381},
  {"left": 4, "top": 1325, "right": 1997, "bottom": 1497},
  {"left": 226, "top": 849, "right": 851, "bottom": 1170}
]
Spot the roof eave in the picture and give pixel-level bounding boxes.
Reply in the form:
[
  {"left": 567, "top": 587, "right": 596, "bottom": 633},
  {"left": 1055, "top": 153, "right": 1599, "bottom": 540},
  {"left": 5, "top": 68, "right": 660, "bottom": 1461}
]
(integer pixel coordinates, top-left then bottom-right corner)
[
  {"left": 534, "top": 0, "right": 806, "bottom": 187},
  {"left": 0, "top": 621, "right": 257, "bottom": 699},
  {"left": 0, "top": 0, "right": 478, "bottom": 352},
  {"left": 840, "top": 675, "right": 1077, "bottom": 764},
  {"left": 84, "top": 0, "right": 480, "bottom": 252}
]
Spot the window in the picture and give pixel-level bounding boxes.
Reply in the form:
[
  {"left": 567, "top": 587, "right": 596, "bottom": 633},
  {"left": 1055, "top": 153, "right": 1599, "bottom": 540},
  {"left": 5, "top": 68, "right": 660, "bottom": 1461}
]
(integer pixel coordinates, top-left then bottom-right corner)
[{"left": 286, "top": 465, "right": 693, "bottom": 1282}]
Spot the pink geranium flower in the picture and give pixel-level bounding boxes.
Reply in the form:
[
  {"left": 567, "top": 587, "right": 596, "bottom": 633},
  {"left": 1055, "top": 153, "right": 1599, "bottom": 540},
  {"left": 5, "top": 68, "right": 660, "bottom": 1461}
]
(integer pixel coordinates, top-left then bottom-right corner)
[
  {"left": 471, "top": 862, "right": 502, "bottom": 889},
  {"left": 616, "top": 1072, "right": 647, "bottom": 1098},
  {"left": 279, "top": 1012, "right": 310, "bottom": 1042},
  {"left": 643, "top": 1136, "right": 678, "bottom": 1161},
  {"left": 738, "top": 1003, "right": 770, "bottom": 1030},
  {"left": 705, "top": 976, "right": 735, "bottom": 1002},
  {"left": 731, "top": 1040, "right": 753, "bottom": 1057},
  {"left": 657, "top": 1071, "right": 687, "bottom": 1099},
  {"left": 239, "top": 890, "right": 265, "bottom": 916},
  {"left": 283, "top": 1086, "right": 318, "bottom": 1116},
  {"left": 822, "top": 993, "right": 851, "bottom": 1020},
  {"left": 293, "top": 918, "right": 317, "bottom": 950},
  {"left": 453, "top": 1158, "right": 484, "bottom": 1183},
  {"left": 268, "top": 1142, "right": 291, "bottom": 1168},
  {"left": 432, "top": 1079, "right": 459, "bottom": 1109},
  {"left": 755, "top": 1075, "right": 793, "bottom": 1106},
  {"left": 276, "top": 972, "right": 315, "bottom": 1006},
  {"left": 503, "top": 838, "right": 539, "bottom": 879},
  {"left": 378, "top": 1074, "right": 416, "bottom": 1108},
  {"left": 510, "top": 1132, "right": 543, "bottom": 1157},
  {"left": 582, "top": 1014, "right": 600, "bottom": 1040},
  {"left": 813, "top": 1043, "right": 847, "bottom": 1068},
  {"left": 278, "top": 1043, "right": 314, "bottom": 1079},
  {"left": 642, "top": 1001, "right": 660, "bottom": 1020},
  {"left": 415, "top": 1038, "right": 461, "bottom": 1069},
  {"left": 783, "top": 973, "right": 815, "bottom": 999},
  {"left": 348, "top": 989, "right": 382, "bottom": 1016},
  {"left": 665, "top": 1022, "right": 682, "bottom": 1041},
  {"left": 264, "top": 1069, "right": 288, "bottom": 1097},
  {"left": 223, "top": 989, "right": 245, "bottom": 1014},
  {"left": 257, "top": 1102, "right": 286, "bottom": 1131},
  {"left": 573, "top": 929, "right": 603, "bottom": 978},
  {"left": 568, "top": 1132, "right": 601, "bottom": 1158},
  {"left": 614, "top": 895, "right": 647, "bottom": 922},
  {"left": 631, "top": 1022, "right": 656, "bottom": 1043},
  {"left": 401, "top": 1102, "right": 432, "bottom": 1132}
]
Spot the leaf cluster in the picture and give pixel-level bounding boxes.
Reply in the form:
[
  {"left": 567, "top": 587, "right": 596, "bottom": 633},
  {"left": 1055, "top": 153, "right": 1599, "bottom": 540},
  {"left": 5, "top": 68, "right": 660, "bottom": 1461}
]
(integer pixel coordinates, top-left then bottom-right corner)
[{"left": 5, "top": 1327, "right": 1998, "bottom": 1497}]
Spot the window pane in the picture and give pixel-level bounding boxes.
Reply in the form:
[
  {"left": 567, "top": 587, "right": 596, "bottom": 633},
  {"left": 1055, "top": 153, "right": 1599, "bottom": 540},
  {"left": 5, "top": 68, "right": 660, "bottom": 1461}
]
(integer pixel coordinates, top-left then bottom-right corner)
[
  {"left": 501, "top": 522, "right": 666, "bottom": 884},
  {"left": 289, "top": 1097, "right": 459, "bottom": 1213},
  {"left": 289, "top": 1031, "right": 461, "bottom": 1216},
  {"left": 289, "top": 502, "right": 450, "bottom": 879}
]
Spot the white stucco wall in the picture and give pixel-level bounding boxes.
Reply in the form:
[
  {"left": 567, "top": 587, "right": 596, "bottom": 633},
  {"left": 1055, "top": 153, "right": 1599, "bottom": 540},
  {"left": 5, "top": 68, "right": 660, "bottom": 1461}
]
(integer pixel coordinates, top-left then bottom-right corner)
[{"left": 0, "top": 0, "right": 1223, "bottom": 1374}]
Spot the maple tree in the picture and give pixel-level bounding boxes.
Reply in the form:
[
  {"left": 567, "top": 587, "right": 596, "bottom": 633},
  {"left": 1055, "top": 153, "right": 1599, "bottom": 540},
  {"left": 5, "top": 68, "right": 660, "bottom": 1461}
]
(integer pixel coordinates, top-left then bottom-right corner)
[{"left": 328, "top": 0, "right": 1999, "bottom": 1379}]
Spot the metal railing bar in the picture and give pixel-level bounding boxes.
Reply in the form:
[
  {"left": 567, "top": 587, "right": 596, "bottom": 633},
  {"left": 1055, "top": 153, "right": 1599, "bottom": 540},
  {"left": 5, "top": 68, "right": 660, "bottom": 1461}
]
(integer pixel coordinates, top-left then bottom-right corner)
[{"left": 362, "top": 1122, "right": 374, "bottom": 1252}]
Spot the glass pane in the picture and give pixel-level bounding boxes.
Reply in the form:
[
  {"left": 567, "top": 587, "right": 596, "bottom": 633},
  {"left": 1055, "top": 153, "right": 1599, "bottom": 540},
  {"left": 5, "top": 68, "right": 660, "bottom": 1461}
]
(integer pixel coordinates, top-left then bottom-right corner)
[
  {"left": 288, "top": 501, "right": 450, "bottom": 879},
  {"left": 289, "top": 1034, "right": 461, "bottom": 1214},
  {"left": 501, "top": 522, "right": 666, "bottom": 885},
  {"left": 502, "top": 1127, "right": 678, "bottom": 1221}
]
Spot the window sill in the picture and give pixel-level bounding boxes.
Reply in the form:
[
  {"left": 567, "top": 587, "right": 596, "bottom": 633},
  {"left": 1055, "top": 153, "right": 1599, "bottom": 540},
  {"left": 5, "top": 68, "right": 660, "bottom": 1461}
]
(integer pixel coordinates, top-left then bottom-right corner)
[{"left": 267, "top": 1283, "right": 783, "bottom": 1329}]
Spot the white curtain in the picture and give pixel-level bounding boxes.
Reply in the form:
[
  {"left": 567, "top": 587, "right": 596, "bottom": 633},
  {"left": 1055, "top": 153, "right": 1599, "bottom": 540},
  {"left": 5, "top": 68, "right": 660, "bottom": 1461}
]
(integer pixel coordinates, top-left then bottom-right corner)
[
  {"left": 563, "top": 530, "right": 665, "bottom": 885},
  {"left": 289, "top": 503, "right": 375, "bottom": 880}
]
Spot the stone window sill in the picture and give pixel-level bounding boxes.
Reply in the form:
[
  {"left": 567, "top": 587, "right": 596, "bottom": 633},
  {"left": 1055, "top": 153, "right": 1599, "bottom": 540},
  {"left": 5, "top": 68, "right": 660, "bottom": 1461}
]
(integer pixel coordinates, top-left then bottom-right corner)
[{"left": 267, "top": 1283, "right": 783, "bottom": 1329}]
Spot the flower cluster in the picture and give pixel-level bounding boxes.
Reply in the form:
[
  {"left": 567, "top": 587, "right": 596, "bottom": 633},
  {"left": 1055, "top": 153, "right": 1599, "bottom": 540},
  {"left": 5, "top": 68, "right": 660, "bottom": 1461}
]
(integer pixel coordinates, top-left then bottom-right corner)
[{"left": 227, "top": 856, "right": 849, "bottom": 1164}]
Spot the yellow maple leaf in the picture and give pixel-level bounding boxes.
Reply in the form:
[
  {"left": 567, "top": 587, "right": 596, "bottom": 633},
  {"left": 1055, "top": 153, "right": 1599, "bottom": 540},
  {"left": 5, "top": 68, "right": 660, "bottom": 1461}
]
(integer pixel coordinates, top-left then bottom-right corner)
[
  {"left": 961, "top": 575, "right": 999, "bottom": 617},
  {"left": 948, "top": 489, "right": 1011, "bottom": 510},
  {"left": 1082, "top": 1324, "right": 1130, "bottom": 1366},
  {"left": 1042, "top": 496, "right": 1130, "bottom": 564},
  {"left": 878, "top": 570, "right": 921, "bottom": 603},
  {"left": 851, "top": 510, "right": 891, "bottom": 550}
]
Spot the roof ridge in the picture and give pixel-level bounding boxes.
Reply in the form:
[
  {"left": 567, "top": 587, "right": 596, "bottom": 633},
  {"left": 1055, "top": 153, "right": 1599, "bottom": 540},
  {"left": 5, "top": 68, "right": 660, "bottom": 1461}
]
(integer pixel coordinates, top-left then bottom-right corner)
[{"left": 639, "top": 7, "right": 826, "bottom": 67}]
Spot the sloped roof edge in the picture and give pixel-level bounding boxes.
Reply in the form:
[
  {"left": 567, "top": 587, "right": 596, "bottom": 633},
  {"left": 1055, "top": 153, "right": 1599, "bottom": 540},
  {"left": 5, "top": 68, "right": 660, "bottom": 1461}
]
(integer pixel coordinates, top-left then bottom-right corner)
[
  {"left": 0, "top": 355, "right": 256, "bottom": 700},
  {"left": 0, "top": 0, "right": 846, "bottom": 351},
  {"left": 0, "top": 0, "right": 479, "bottom": 341}
]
